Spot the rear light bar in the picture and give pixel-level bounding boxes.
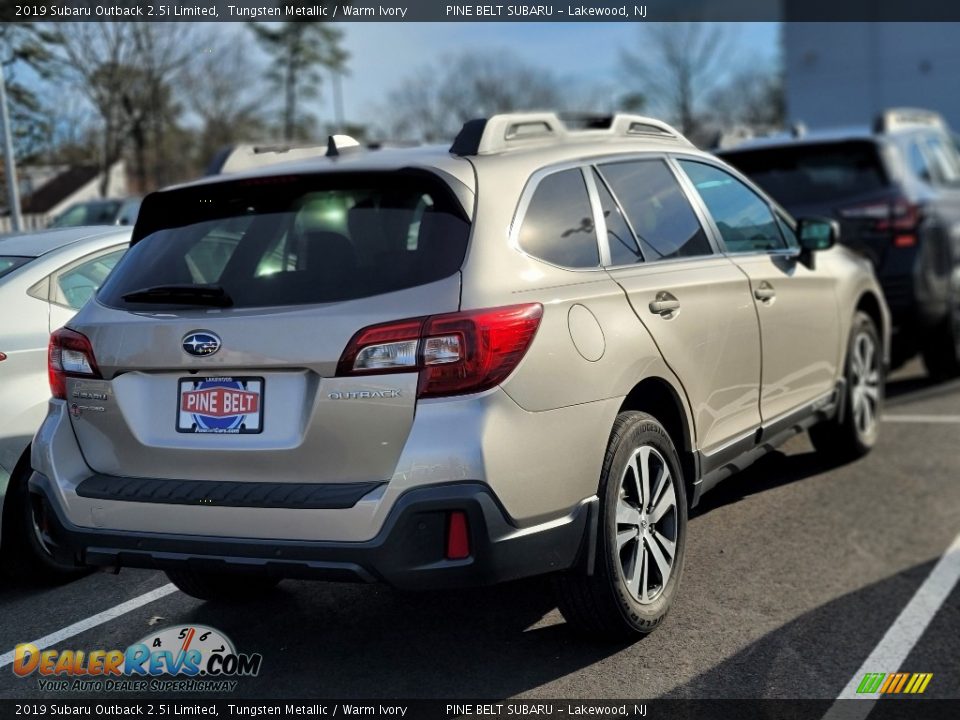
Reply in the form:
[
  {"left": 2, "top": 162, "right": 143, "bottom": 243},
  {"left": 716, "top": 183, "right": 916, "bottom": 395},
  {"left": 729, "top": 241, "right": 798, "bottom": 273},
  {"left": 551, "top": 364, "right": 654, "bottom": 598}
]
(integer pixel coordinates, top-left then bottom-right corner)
[
  {"left": 49, "top": 328, "right": 101, "bottom": 400},
  {"left": 838, "top": 198, "right": 921, "bottom": 239},
  {"left": 337, "top": 303, "right": 543, "bottom": 399}
]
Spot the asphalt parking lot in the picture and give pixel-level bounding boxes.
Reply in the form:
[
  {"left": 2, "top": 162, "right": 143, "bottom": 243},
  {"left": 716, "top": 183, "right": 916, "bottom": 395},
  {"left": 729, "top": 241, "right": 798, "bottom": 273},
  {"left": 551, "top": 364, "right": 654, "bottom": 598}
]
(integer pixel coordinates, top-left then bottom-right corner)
[{"left": 1, "top": 361, "right": 958, "bottom": 702}]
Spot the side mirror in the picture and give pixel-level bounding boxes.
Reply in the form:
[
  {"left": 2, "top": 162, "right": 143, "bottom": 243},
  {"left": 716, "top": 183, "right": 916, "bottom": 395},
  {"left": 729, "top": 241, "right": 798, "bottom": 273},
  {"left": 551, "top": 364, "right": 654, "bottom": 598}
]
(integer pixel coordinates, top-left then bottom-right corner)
[{"left": 797, "top": 217, "right": 839, "bottom": 252}]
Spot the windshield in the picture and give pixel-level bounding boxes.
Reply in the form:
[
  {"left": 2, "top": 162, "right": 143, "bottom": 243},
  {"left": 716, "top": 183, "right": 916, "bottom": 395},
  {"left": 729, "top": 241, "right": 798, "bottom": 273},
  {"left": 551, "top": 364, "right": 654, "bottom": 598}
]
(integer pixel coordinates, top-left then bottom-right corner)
[
  {"left": 99, "top": 172, "right": 470, "bottom": 310},
  {"left": 0, "top": 256, "right": 32, "bottom": 280},
  {"left": 722, "top": 141, "right": 889, "bottom": 207},
  {"left": 51, "top": 200, "right": 124, "bottom": 227}
]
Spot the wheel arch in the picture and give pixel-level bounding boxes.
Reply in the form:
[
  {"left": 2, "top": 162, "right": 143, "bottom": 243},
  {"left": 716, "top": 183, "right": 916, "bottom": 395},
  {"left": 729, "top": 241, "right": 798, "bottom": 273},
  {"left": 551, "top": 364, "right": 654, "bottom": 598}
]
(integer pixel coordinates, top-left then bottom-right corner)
[
  {"left": 617, "top": 377, "right": 697, "bottom": 508},
  {"left": 0, "top": 444, "right": 32, "bottom": 547},
  {"left": 855, "top": 289, "right": 890, "bottom": 367}
]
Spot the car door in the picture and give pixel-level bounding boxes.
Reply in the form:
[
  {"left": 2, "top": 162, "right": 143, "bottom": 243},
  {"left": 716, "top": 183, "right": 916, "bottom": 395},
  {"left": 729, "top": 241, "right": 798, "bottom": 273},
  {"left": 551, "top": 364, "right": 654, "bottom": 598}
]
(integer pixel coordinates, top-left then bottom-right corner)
[
  {"left": 675, "top": 158, "right": 841, "bottom": 423},
  {"left": 594, "top": 158, "right": 762, "bottom": 456},
  {"left": 47, "top": 246, "right": 128, "bottom": 331}
]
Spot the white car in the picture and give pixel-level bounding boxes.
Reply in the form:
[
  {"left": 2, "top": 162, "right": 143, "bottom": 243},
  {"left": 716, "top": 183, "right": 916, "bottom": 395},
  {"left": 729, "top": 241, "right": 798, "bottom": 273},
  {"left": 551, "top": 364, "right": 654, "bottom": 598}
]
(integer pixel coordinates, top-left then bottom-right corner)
[{"left": 0, "top": 227, "right": 129, "bottom": 581}]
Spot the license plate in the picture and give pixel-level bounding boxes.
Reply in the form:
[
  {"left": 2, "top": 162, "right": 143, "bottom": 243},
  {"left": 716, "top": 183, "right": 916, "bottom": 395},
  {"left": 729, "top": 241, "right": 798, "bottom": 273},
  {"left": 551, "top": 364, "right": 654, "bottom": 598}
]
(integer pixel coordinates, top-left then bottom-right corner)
[{"left": 177, "top": 377, "right": 264, "bottom": 434}]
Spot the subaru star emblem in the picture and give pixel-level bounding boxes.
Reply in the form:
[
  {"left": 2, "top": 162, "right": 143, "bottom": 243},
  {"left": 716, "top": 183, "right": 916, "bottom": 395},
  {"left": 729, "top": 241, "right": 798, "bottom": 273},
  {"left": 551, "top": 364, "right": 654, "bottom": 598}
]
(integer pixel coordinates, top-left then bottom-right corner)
[{"left": 182, "top": 331, "right": 221, "bottom": 357}]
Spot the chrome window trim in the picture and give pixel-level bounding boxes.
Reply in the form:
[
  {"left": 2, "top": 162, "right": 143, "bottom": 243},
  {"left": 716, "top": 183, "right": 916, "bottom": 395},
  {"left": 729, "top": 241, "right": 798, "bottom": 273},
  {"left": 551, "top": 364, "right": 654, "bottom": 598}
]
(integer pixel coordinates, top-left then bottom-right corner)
[{"left": 582, "top": 166, "right": 612, "bottom": 267}]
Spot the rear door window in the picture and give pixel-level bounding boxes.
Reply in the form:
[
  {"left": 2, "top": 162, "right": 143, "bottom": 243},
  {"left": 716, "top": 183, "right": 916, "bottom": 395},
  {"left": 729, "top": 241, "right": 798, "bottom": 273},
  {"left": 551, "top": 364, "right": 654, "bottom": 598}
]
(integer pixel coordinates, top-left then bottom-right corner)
[
  {"left": 598, "top": 159, "right": 712, "bottom": 261},
  {"left": 518, "top": 169, "right": 599, "bottom": 268},
  {"left": 99, "top": 172, "right": 470, "bottom": 309},
  {"left": 679, "top": 161, "right": 786, "bottom": 253}
]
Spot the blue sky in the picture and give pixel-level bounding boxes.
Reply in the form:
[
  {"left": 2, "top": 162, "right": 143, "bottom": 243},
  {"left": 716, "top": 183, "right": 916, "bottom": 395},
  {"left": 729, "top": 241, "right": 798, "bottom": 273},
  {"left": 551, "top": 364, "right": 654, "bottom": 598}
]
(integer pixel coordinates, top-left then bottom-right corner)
[{"left": 332, "top": 22, "right": 781, "bottom": 126}]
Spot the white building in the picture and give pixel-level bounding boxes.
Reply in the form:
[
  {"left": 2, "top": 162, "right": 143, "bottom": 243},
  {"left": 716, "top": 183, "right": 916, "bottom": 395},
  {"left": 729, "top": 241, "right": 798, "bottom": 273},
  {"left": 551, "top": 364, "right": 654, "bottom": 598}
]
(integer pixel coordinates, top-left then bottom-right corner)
[{"left": 784, "top": 22, "right": 960, "bottom": 129}]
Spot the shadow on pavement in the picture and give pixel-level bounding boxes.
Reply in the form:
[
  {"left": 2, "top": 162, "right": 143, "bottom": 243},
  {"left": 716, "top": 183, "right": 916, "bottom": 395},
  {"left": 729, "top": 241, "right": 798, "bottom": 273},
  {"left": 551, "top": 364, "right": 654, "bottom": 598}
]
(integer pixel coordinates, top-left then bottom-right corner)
[
  {"left": 663, "top": 559, "right": 946, "bottom": 699},
  {"left": 178, "top": 576, "right": 627, "bottom": 698},
  {"left": 692, "top": 445, "right": 849, "bottom": 519}
]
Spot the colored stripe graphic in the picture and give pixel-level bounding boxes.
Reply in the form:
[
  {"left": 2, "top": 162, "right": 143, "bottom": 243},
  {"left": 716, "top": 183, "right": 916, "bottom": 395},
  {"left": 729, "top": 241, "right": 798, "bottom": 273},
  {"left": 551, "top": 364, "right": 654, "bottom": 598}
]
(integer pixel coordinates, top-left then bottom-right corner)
[
  {"left": 860, "top": 672, "right": 934, "bottom": 694},
  {"left": 856, "top": 673, "right": 886, "bottom": 693}
]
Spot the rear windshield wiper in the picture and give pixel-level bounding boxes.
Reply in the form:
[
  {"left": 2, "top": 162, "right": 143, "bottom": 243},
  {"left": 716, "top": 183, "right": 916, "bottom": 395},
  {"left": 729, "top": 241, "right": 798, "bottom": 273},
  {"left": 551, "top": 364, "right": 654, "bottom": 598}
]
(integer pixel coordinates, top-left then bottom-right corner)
[{"left": 121, "top": 284, "right": 234, "bottom": 307}]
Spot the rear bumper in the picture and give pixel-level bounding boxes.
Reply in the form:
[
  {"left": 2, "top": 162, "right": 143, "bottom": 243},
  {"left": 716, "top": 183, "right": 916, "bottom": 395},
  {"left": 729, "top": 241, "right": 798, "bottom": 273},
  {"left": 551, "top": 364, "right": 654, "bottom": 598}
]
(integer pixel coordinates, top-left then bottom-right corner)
[{"left": 29, "top": 473, "right": 595, "bottom": 590}]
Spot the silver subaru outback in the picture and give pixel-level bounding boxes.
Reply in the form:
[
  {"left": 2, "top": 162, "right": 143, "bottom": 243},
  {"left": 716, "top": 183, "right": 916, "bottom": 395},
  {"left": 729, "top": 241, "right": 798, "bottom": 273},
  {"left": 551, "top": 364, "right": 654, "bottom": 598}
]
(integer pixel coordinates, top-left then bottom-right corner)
[{"left": 30, "top": 113, "right": 888, "bottom": 638}]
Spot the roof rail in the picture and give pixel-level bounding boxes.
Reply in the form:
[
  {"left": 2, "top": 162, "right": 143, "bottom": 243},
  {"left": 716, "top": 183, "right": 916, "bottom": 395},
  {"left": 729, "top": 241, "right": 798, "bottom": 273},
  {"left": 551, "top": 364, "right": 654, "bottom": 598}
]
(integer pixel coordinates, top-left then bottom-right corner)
[
  {"left": 450, "top": 112, "right": 692, "bottom": 156},
  {"left": 874, "top": 108, "right": 947, "bottom": 135}
]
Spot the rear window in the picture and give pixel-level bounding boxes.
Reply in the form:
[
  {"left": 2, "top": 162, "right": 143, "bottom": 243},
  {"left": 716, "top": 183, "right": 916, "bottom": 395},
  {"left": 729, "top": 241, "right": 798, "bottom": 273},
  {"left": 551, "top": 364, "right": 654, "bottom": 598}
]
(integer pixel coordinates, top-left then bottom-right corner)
[
  {"left": 722, "top": 141, "right": 888, "bottom": 206},
  {"left": 0, "top": 256, "right": 31, "bottom": 280},
  {"left": 99, "top": 172, "right": 470, "bottom": 309}
]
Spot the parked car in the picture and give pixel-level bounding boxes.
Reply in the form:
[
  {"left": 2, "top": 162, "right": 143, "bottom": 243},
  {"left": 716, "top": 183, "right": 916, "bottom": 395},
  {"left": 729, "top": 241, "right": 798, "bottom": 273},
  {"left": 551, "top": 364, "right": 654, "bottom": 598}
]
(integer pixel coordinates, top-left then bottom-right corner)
[
  {"left": 0, "top": 227, "right": 130, "bottom": 581},
  {"left": 719, "top": 108, "right": 960, "bottom": 376},
  {"left": 28, "top": 113, "right": 887, "bottom": 637},
  {"left": 49, "top": 197, "right": 141, "bottom": 229}
]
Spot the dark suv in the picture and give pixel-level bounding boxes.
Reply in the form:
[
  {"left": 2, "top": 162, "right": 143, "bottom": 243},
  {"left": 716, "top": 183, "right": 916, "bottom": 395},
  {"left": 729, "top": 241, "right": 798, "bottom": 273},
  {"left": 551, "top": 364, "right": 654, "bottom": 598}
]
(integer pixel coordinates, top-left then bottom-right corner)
[{"left": 720, "top": 109, "right": 960, "bottom": 376}]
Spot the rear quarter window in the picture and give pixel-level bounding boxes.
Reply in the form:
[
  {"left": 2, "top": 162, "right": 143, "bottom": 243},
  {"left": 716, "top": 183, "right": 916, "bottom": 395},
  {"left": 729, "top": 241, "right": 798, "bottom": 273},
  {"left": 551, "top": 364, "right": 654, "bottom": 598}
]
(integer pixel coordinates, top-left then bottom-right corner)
[
  {"left": 0, "top": 256, "right": 31, "bottom": 279},
  {"left": 99, "top": 172, "right": 470, "bottom": 309},
  {"left": 518, "top": 169, "right": 600, "bottom": 269}
]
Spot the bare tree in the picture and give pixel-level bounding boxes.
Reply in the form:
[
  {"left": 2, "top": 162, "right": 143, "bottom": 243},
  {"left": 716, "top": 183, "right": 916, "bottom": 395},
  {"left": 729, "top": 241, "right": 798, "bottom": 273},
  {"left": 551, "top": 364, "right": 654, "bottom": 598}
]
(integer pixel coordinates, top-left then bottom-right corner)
[
  {"left": 707, "top": 66, "right": 785, "bottom": 129},
  {"left": 51, "top": 23, "right": 136, "bottom": 195},
  {"left": 182, "top": 36, "right": 267, "bottom": 169},
  {"left": 381, "top": 51, "right": 567, "bottom": 142},
  {"left": 127, "top": 23, "right": 197, "bottom": 188},
  {"left": 51, "top": 22, "right": 197, "bottom": 194},
  {"left": 620, "top": 23, "right": 732, "bottom": 136}
]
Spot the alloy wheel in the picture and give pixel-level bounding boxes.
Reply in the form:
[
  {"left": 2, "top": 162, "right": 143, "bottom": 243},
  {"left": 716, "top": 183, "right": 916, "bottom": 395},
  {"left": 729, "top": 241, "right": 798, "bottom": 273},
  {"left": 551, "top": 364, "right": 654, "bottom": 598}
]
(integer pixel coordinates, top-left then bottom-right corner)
[
  {"left": 616, "top": 445, "right": 678, "bottom": 604},
  {"left": 850, "top": 331, "right": 881, "bottom": 438}
]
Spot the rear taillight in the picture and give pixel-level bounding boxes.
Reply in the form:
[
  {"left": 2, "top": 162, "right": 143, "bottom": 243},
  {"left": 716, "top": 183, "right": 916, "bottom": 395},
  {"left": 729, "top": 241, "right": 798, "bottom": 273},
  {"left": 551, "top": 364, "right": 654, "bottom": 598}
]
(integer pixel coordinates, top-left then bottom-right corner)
[
  {"left": 337, "top": 303, "right": 543, "bottom": 399},
  {"left": 838, "top": 198, "right": 921, "bottom": 241},
  {"left": 48, "top": 328, "right": 101, "bottom": 400}
]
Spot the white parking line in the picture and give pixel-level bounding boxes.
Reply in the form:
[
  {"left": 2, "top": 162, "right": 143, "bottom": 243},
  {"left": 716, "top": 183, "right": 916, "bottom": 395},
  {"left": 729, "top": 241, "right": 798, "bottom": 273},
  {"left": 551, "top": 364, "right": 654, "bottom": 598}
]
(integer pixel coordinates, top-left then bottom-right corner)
[
  {"left": 884, "top": 414, "right": 960, "bottom": 424},
  {"left": 822, "top": 531, "right": 960, "bottom": 720},
  {"left": 0, "top": 583, "right": 178, "bottom": 669}
]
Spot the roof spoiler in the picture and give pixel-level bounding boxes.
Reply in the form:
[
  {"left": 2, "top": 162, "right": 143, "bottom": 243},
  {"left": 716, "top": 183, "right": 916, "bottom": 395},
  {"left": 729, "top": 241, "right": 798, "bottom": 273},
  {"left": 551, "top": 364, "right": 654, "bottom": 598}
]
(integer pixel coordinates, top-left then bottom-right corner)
[
  {"left": 450, "top": 112, "right": 692, "bottom": 156},
  {"left": 205, "top": 135, "right": 365, "bottom": 175},
  {"left": 874, "top": 108, "right": 947, "bottom": 134}
]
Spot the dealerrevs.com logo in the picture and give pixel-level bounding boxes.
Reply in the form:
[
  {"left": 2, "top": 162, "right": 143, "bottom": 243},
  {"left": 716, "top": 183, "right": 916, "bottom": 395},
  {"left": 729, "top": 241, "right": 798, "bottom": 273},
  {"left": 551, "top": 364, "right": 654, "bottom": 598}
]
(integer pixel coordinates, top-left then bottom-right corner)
[{"left": 13, "top": 625, "right": 262, "bottom": 693}]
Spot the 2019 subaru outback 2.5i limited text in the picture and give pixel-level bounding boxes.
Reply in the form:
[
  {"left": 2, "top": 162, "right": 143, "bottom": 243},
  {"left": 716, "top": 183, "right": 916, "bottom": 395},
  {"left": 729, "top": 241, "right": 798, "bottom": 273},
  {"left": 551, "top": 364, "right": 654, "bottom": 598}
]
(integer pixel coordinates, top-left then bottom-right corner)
[{"left": 29, "top": 113, "right": 889, "bottom": 638}]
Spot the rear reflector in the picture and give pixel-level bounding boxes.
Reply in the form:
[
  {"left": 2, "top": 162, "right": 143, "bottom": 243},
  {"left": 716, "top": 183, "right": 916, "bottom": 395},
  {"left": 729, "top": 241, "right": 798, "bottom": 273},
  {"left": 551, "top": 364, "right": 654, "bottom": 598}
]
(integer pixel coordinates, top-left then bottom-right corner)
[
  {"left": 0, "top": 352, "right": 6, "bottom": 362},
  {"left": 446, "top": 511, "right": 470, "bottom": 560},
  {"left": 894, "top": 234, "right": 918, "bottom": 248}
]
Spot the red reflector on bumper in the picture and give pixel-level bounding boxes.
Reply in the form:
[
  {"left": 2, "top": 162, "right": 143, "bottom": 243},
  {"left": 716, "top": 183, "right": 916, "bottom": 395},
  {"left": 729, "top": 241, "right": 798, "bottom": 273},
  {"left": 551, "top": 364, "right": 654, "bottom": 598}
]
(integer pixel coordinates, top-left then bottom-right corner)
[
  {"left": 894, "top": 234, "right": 918, "bottom": 248},
  {"left": 446, "top": 511, "right": 470, "bottom": 560}
]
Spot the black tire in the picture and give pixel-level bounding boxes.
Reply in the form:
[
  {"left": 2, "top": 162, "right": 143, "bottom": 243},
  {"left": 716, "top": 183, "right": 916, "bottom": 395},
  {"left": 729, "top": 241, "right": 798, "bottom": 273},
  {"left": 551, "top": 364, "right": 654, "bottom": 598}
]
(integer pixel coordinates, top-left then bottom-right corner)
[
  {"left": 0, "top": 449, "right": 91, "bottom": 584},
  {"left": 921, "top": 287, "right": 960, "bottom": 379},
  {"left": 554, "top": 411, "right": 687, "bottom": 640},
  {"left": 165, "top": 568, "right": 281, "bottom": 601},
  {"left": 809, "top": 311, "right": 884, "bottom": 461}
]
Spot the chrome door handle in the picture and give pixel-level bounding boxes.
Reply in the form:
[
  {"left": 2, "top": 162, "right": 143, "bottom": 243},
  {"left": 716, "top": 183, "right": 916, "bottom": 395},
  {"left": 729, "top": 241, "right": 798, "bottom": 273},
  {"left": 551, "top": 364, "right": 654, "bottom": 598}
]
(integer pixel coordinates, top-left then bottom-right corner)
[
  {"left": 649, "top": 292, "right": 680, "bottom": 315},
  {"left": 754, "top": 282, "right": 776, "bottom": 302}
]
